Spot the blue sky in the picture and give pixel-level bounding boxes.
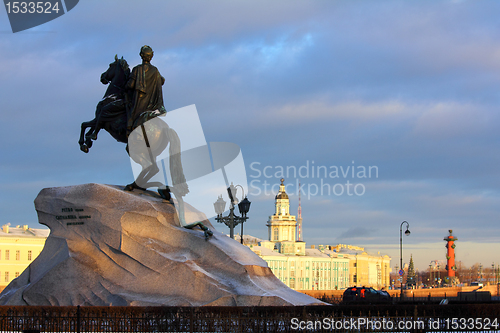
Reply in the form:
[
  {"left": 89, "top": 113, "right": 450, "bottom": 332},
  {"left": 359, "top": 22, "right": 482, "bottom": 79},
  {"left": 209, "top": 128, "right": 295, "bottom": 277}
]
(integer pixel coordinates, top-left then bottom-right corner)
[{"left": 1, "top": 0, "right": 500, "bottom": 271}]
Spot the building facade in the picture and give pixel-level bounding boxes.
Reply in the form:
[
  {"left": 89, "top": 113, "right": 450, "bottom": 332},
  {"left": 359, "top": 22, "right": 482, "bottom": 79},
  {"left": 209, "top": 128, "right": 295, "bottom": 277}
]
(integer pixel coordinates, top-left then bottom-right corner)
[
  {"left": 250, "top": 179, "right": 350, "bottom": 290},
  {"left": 329, "top": 244, "right": 392, "bottom": 289},
  {"left": 247, "top": 178, "right": 391, "bottom": 291},
  {"left": 0, "top": 224, "right": 49, "bottom": 289}
]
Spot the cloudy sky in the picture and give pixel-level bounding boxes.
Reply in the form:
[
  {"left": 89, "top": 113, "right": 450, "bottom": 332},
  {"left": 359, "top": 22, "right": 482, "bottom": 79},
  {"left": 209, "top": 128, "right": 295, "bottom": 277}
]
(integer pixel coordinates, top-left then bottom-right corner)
[{"left": 1, "top": 0, "right": 500, "bottom": 271}]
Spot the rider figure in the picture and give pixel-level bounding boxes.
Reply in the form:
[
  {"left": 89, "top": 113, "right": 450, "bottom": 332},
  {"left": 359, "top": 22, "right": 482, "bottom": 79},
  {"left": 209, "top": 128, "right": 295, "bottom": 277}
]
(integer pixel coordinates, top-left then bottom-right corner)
[
  {"left": 124, "top": 45, "right": 170, "bottom": 197},
  {"left": 126, "top": 45, "right": 166, "bottom": 135}
]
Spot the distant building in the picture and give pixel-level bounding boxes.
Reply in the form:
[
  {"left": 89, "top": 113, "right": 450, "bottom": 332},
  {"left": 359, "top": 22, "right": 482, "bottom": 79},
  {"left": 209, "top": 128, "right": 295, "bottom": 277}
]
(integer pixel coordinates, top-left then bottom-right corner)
[
  {"left": 247, "top": 179, "right": 350, "bottom": 290},
  {"left": 329, "top": 244, "right": 392, "bottom": 289},
  {"left": 0, "top": 224, "right": 49, "bottom": 290},
  {"left": 264, "top": 178, "right": 304, "bottom": 256},
  {"left": 244, "top": 178, "right": 391, "bottom": 290}
]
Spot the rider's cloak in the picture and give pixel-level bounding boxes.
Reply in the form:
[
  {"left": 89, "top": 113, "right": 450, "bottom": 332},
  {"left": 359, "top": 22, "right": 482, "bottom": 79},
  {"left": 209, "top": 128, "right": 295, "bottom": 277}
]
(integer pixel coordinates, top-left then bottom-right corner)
[{"left": 126, "top": 63, "right": 167, "bottom": 131}]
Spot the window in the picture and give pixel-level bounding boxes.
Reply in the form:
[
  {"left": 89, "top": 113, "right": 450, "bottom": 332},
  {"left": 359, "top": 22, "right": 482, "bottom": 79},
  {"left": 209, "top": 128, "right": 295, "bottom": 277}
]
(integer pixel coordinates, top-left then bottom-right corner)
[
  {"left": 15, "top": 250, "right": 20, "bottom": 261},
  {"left": 28, "top": 251, "right": 32, "bottom": 261},
  {"left": 5, "top": 250, "right": 9, "bottom": 260},
  {"left": 15, "top": 272, "right": 19, "bottom": 278},
  {"left": 4, "top": 272, "right": 9, "bottom": 282},
  {"left": 273, "top": 228, "right": 279, "bottom": 241}
]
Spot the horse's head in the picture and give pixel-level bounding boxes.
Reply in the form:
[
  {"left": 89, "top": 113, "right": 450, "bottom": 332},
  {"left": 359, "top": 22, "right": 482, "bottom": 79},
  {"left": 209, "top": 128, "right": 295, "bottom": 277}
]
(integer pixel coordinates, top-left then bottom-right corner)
[
  {"left": 101, "top": 55, "right": 130, "bottom": 86},
  {"left": 100, "top": 55, "right": 131, "bottom": 99}
]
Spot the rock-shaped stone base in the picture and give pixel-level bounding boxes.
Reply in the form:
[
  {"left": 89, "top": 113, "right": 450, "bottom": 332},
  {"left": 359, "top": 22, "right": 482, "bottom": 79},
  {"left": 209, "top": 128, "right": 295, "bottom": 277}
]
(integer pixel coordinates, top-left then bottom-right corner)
[{"left": 0, "top": 184, "right": 323, "bottom": 306}]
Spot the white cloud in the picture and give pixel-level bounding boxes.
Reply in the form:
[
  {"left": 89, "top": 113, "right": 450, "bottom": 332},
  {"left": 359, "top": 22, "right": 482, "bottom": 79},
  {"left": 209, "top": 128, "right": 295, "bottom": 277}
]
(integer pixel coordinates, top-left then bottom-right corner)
[
  {"left": 412, "top": 102, "right": 491, "bottom": 138},
  {"left": 271, "top": 99, "right": 407, "bottom": 122}
]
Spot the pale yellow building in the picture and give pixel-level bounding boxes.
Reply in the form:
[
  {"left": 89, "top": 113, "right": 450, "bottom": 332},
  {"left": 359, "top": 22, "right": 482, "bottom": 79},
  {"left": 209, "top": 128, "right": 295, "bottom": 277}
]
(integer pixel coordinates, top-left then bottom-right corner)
[
  {"left": 250, "top": 244, "right": 350, "bottom": 290},
  {"left": 243, "top": 178, "right": 391, "bottom": 291},
  {"left": 247, "top": 179, "right": 350, "bottom": 290},
  {"left": 0, "top": 224, "right": 49, "bottom": 289},
  {"left": 323, "top": 244, "right": 392, "bottom": 289}
]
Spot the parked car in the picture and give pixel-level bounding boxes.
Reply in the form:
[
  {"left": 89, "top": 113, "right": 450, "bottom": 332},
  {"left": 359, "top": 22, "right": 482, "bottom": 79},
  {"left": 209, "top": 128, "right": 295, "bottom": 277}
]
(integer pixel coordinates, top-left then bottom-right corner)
[{"left": 342, "top": 286, "right": 392, "bottom": 303}]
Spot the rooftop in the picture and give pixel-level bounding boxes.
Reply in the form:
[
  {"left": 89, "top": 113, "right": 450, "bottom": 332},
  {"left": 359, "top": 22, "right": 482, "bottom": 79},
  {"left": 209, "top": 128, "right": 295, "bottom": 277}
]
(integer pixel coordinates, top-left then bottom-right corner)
[
  {"left": 0, "top": 224, "right": 50, "bottom": 238},
  {"left": 249, "top": 245, "right": 285, "bottom": 257}
]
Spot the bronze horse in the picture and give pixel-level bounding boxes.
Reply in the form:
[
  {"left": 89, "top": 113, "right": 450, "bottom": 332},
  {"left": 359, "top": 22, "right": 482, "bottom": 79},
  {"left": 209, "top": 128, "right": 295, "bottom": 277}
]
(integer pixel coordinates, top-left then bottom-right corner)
[
  {"left": 79, "top": 55, "right": 129, "bottom": 152},
  {"left": 78, "top": 56, "right": 213, "bottom": 239}
]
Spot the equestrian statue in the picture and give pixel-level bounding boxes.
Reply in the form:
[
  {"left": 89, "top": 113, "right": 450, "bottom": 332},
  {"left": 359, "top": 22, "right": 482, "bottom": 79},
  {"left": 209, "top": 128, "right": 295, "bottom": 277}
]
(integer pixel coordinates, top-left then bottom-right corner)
[{"left": 78, "top": 46, "right": 213, "bottom": 240}]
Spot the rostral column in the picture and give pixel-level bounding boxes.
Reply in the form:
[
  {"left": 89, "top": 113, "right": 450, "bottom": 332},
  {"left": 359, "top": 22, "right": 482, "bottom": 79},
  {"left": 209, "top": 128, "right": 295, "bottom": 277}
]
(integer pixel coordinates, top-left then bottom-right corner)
[{"left": 444, "top": 230, "right": 458, "bottom": 278}]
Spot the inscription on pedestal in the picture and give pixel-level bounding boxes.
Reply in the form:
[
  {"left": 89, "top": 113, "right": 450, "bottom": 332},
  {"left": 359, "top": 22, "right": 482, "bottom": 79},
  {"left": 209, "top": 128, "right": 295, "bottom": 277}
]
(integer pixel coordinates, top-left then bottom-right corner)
[{"left": 57, "top": 207, "right": 91, "bottom": 226}]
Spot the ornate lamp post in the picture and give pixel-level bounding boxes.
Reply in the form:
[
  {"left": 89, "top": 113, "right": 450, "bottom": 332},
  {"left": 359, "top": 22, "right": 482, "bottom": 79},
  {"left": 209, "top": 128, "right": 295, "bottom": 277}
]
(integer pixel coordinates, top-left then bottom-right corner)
[
  {"left": 400, "top": 221, "right": 410, "bottom": 298},
  {"left": 214, "top": 183, "right": 251, "bottom": 243},
  {"left": 238, "top": 197, "right": 251, "bottom": 243}
]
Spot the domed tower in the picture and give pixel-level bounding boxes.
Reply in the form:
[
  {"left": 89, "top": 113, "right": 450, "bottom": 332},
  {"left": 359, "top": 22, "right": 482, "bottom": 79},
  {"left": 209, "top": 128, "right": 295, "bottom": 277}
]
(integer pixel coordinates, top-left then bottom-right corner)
[
  {"left": 266, "top": 179, "right": 304, "bottom": 255},
  {"left": 275, "top": 178, "right": 290, "bottom": 215}
]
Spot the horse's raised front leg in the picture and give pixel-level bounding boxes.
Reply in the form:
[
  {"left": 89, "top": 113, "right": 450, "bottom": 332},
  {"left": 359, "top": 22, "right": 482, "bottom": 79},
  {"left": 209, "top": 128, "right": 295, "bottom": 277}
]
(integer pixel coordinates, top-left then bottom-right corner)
[
  {"left": 86, "top": 100, "right": 105, "bottom": 141},
  {"left": 79, "top": 120, "right": 96, "bottom": 153},
  {"left": 88, "top": 127, "right": 101, "bottom": 141}
]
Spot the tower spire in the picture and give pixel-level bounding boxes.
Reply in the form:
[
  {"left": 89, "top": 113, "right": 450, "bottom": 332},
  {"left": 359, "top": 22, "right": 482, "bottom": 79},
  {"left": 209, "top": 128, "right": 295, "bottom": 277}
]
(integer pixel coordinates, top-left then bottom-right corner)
[{"left": 297, "top": 181, "right": 303, "bottom": 241}]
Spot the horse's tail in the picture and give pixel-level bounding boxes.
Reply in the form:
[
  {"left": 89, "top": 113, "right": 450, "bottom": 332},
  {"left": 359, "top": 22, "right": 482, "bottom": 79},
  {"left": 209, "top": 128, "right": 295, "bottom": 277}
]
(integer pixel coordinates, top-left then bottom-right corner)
[{"left": 166, "top": 127, "right": 189, "bottom": 196}]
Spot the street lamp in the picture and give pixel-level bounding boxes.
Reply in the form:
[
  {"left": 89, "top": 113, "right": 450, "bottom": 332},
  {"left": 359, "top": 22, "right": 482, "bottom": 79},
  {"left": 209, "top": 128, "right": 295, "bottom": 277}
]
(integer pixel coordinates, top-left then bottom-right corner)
[
  {"left": 437, "top": 264, "right": 441, "bottom": 287},
  {"left": 214, "top": 183, "right": 251, "bottom": 243},
  {"left": 400, "top": 221, "right": 410, "bottom": 298},
  {"left": 214, "top": 195, "right": 226, "bottom": 216},
  {"left": 495, "top": 263, "right": 499, "bottom": 296},
  {"left": 429, "top": 264, "right": 432, "bottom": 288}
]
